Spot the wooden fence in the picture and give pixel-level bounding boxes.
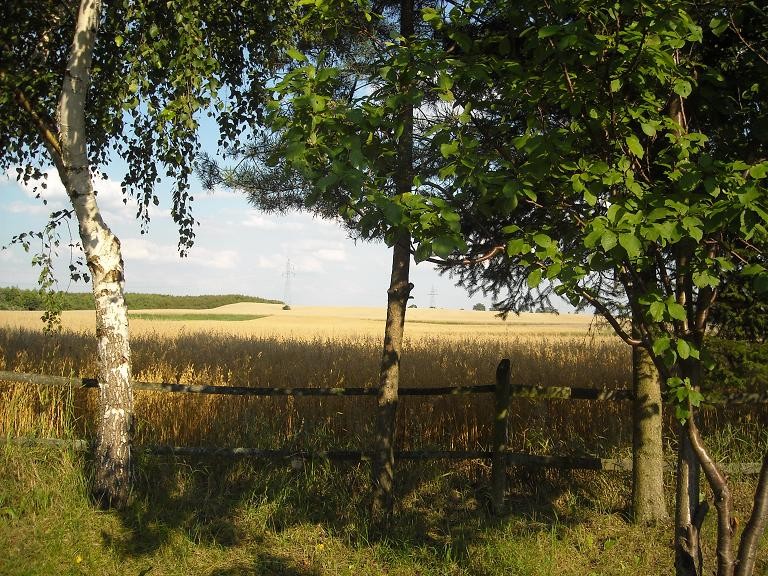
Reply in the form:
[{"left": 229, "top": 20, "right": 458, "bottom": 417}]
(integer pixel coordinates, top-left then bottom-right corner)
[{"left": 1, "top": 361, "right": 764, "bottom": 512}]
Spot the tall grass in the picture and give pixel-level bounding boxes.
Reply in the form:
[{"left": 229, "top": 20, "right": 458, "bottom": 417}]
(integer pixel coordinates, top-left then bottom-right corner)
[
  {"left": 2, "top": 325, "right": 767, "bottom": 575},
  {"left": 0, "top": 327, "right": 632, "bottom": 454}
]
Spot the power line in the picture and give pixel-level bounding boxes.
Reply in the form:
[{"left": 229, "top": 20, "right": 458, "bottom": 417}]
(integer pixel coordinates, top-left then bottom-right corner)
[
  {"left": 282, "top": 259, "right": 296, "bottom": 305},
  {"left": 429, "top": 285, "right": 438, "bottom": 309}
]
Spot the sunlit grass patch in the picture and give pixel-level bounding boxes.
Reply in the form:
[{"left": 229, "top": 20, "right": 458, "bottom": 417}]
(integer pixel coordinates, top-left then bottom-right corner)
[{"left": 128, "top": 313, "right": 269, "bottom": 322}]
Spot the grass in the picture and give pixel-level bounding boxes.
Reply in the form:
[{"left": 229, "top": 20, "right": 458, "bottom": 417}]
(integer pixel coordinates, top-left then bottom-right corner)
[
  {"left": 3, "top": 440, "right": 766, "bottom": 575},
  {"left": 0, "top": 309, "right": 766, "bottom": 575},
  {"left": 1, "top": 443, "right": 682, "bottom": 576},
  {"left": 128, "top": 313, "right": 269, "bottom": 322}
]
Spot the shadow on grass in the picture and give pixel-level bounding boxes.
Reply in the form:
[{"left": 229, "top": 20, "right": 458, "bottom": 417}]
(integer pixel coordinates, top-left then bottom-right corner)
[
  {"left": 208, "top": 551, "right": 322, "bottom": 576},
  {"left": 96, "top": 449, "right": 632, "bottom": 573}
]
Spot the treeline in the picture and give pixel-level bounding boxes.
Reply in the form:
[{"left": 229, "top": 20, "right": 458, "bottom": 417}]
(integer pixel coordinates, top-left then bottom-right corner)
[{"left": 0, "top": 287, "right": 282, "bottom": 311}]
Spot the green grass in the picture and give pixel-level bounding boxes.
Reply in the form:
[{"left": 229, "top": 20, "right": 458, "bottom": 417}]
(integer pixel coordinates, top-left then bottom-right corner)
[
  {"left": 0, "top": 443, "right": 684, "bottom": 576},
  {"left": 3, "top": 431, "right": 768, "bottom": 575},
  {"left": 128, "top": 313, "right": 269, "bottom": 322}
]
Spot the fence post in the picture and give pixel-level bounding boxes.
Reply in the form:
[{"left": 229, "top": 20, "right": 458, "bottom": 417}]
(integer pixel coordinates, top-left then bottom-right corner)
[{"left": 491, "top": 358, "right": 512, "bottom": 515}]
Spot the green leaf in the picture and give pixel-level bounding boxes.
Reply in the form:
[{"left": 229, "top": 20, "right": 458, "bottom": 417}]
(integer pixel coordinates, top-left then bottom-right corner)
[
  {"left": 709, "top": 16, "right": 729, "bottom": 36},
  {"left": 618, "top": 233, "right": 642, "bottom": 258},
  {"left": 652, "top": 336, "right": 671, "bottom": 355},
  {"left": 533, "top": 233, "right": 552, "bottom": 248},
  {"left": 115, "top": 35, "right": 124, "bottom": 47},
  {"left": 674, "top": 80, "right": 692, "bottom": 98},
  {"left": 438, "top": 90, "right": 455, "bottom": 103},
  {"left": 641, "top": 123, "right": 657, "bottom": 137},
  {"left": 414, "top": 242, "right": 432, "bottom": 263},
  {"left": 649, "top": 301, "right": 666, "bottom": 322},
  {"left": 538, "top": 26, "right": 561, "bottom": 38},
  {"left": 667, "top": 301, "right": 687, "bottom": 321},
  {"left": 382, "top": 202, "right": 402, "bottom": 225},
  {"left": 432, "top": 236, "right": 455, "bottom": 258},
  {"left": 506, "top": 238, "right": 530, "bottom": 255},
  {"left": 440, "top": 141, "right": 459, "bottom": 157},
  {"left": 527, "top": 268, "right": 543, "bottom": 289},
  {"left": 600, "top": 230, "right": 617, "bottom": 251},
  {"left": 675, "top": 405, "right": 690, "bottom": 424},
  {"left": 749, "top": 163, "right": 768, "bottom": 179},
  {"left": 676, "top": 339, "right": 691, "bottom": 360},
  {"left": 689, "top": 389, "right": 704, "bottom": 407},
  {"left": 286, "top": 47, "right": 307, "bottom": 62},
  {"left": 584, "top": 227, "right": 604, "bottom": 248},
  {"left": 625, "top": 135, "right": 644, "bottom": 159}
]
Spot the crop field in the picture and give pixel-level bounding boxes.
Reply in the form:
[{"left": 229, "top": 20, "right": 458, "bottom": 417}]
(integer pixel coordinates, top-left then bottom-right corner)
[
  {"left": 0, "top": 305, "right": 631, "bottom": 451},
  {"left": 1, "top": 305, "right": 766, "bottom": 575}
]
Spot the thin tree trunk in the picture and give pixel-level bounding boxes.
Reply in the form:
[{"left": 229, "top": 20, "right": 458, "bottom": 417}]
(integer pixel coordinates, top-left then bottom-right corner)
[
  {"left": 371, "top": 233, "right": 412, "bottom": 524},
  {"left": 688, "top": 414, "right": 735, "bottom": 576},
  {"left": 736, "top": 454, "right": 768, "bottom": 575},
  {"left": 675, "top": 356, "right": 706, "bottom": 576},
  {"left": 370, "top": 0, "right": 414, "bottom": 527},
  {"left": 675, "top": 428, "right": 704, "bottom": 576},
  {"left": 58, "top": 0, "right": 134, "bottom": 509},
  {"left": 631, "top": 322, "right": 668, "bottom": 524}
]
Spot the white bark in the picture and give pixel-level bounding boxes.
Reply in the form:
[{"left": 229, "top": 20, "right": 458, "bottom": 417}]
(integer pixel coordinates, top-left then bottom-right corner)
[{"left": 57, "top": 0, "right": 134, "bottom": 508}]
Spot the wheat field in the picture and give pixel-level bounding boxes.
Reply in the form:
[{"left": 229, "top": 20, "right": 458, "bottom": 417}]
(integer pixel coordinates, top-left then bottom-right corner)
[
  {"left": 0, "top": 303, "right": 602, "bottom": 340},
  {"left": 0, "top": 305, "right": 636, "bottom": 456}
]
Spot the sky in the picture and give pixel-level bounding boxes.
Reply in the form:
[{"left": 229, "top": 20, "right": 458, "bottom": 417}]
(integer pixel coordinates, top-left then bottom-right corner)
[{"left": 0, "top": 165, "right": 498, "bottom": 310}]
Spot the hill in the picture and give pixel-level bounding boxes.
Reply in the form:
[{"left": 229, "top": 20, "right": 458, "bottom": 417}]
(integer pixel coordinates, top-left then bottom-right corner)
[{"left": 0, "top": 287, "right": 282, "bottom": 311}]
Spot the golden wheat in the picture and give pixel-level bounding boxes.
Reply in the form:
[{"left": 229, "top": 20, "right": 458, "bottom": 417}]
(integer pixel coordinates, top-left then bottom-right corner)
[{"left": 0, "top": 304, "right": 632, "bottom": 454}]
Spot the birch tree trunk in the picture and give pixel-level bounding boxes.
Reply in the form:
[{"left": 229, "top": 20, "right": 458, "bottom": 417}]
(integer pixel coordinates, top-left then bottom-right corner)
[{"left": 57, "top": 0, "right": 134, "bottom": 509}]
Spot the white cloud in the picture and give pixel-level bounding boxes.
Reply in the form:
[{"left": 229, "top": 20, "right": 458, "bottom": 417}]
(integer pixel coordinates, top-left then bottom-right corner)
[
  {"left": 122, "top": 236, "right": 238, "bottom": 271},
  {"left": 5, "top": 201, "right": 58, "bottom": 215},
  {"left": 189, "top": 246, "right": 239, "bottom": 270},
  {"left": 315, "top": 248, "right": 346, "bottom": 262},
  {"left": 121, "top": 237, "right": 179, "bottom": 263},
  {"left": 242, "top": 214, "right": 280, "bottom": 230}
]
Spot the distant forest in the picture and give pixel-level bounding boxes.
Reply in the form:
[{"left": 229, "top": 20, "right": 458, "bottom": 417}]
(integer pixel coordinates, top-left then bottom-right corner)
[{"left": 0, "top": 287, "right": 282, "bottom": 311}]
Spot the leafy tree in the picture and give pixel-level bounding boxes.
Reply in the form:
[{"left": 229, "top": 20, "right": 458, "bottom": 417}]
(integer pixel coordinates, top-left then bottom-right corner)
[
  {"left": 472, "top": 302, "right": 485, "bottom": 311},
  {"left": 1, "top": 0, "right": 287, "bottom": 508},
  {"left": 404, "top": 1, "right": 768, "bottom": 573},
  {"left": 206, "top": 0, "right": 453, "bottom": 524}
]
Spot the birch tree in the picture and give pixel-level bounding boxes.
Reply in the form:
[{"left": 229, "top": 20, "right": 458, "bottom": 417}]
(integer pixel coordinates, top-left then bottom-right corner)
[{"left": 1, "top": 0, "right": 286, "bottom": 508}]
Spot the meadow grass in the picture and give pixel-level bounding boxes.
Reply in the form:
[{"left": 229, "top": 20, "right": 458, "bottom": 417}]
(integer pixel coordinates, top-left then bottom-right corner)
[
  {"left": 0, "top": 308, "right": 766, "bottom": 575},
  {"left": 128, "top": 313, "right": 269, "bottom": 322}
]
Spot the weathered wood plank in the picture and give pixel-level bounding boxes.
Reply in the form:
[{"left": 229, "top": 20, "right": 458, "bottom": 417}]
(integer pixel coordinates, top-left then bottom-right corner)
[
  {"left": 2, "top": 437, "right": 762, "bottom": 474},
  {"left": 0, "top": 370, "right": 629, "bottom": 400}
]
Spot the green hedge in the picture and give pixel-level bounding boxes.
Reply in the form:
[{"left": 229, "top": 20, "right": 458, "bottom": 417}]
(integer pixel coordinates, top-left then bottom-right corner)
[{"left": 0, "top": 287, "right": 282, "bottom": 311}]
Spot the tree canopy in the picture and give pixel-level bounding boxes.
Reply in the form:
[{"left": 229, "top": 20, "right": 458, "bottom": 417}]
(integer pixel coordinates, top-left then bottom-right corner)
[{"left": 1, "top": 0, "right": 290, "bottom": 252}]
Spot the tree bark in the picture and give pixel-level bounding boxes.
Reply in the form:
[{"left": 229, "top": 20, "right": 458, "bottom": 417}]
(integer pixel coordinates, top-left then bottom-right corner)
[
  {"left": 57, "top": 0, "right": 134, "bottom": 509},
  {"left": 370, "top": 0, "right": 414, "bottom": 527},
  {"left": 675, "top": 427, "right": 704, "bottom": 576},
  {"left": 371, "top": 232, "right": 413, "bottom": 525},
  {"left": 736, "top": 453, "right": 768, "bottom": 576},
  {"left": 631, "top": 323, "right": 668, "bottom": 524}
]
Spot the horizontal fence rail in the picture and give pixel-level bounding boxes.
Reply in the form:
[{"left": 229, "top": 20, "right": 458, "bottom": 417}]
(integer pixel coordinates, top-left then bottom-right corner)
[
  {"left": 0, "top": 370, "right": 631, "bottom": 400},
  {"left": 5, "top": 370, "right": 765, "bottom": 404},
  {"left": 3, "top": 361, "right": 766, "bottom": 511},
  {"left": 3, "top": 437, "right": 764, "bottom": 475}
]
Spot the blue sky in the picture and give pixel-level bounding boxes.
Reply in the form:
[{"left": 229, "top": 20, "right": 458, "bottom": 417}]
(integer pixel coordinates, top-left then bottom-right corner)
[{"left": 0, "top": 165, "right": 495, "bottom": 309}]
